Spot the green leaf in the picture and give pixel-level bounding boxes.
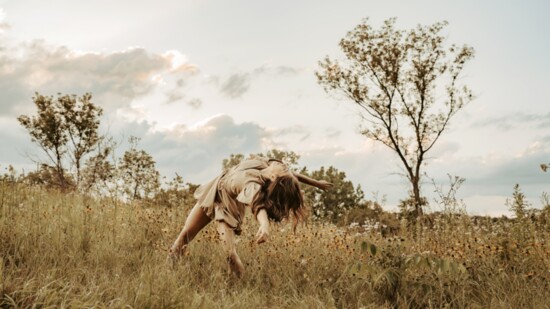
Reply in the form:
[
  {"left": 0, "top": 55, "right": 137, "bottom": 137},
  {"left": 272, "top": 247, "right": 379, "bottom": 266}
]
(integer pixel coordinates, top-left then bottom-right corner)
[
  {"left": 369, "top": 243, "right": 377, "bottom": 256},
  {"left": 361, "top": 241, "right": 368, "bottom": 252}
]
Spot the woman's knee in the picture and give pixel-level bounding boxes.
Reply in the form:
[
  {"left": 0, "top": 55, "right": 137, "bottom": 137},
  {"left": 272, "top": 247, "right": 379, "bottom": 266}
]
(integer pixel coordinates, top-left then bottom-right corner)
[{"left": 217, "top": 223, "right": 237, "bottom": 250}]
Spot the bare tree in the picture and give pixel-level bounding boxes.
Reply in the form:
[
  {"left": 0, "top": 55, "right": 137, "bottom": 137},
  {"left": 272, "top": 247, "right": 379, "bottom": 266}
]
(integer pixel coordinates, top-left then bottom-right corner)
[{"left": 316, "top": 18, "right": 474, "bottom": 216}]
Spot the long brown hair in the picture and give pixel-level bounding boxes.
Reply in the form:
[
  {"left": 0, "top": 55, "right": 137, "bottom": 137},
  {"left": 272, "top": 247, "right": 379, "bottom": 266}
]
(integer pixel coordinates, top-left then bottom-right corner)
[{"left": 252, "top": 172, "right": 306, "bottom": 226}]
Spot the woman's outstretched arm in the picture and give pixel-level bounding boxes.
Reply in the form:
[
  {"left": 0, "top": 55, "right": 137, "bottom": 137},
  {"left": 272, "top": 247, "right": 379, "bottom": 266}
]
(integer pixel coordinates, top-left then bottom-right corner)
[
  {"left": 292, "top": 172, "right": 333, "bottom": 191},
  {"left": 255, "top": 209, "right": 270, "bottom": 244}
]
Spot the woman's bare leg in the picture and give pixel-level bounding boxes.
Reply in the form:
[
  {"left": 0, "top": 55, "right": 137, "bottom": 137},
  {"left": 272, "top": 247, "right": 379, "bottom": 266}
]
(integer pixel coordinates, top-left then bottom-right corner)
[
  {"left": 169, "top": 204, "right": 212, "bottom": 259},
  {"left": 217, "top": 222, "right": 244, "bottom": 277}
]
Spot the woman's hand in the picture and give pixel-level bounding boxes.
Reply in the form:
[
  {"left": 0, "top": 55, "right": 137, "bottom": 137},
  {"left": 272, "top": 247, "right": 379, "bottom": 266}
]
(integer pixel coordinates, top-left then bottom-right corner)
[
  {"left": 293, "top": 172, "right": 333, "bottom": 191},
  {"left": 255, "top": 209, "right": 270, "bottom": 244},
  {"left": 256, "top": 224, "right": 269, "bottom": 244},
  {"left": 317, "top": 180, "right": 333, "bottom": 191}
]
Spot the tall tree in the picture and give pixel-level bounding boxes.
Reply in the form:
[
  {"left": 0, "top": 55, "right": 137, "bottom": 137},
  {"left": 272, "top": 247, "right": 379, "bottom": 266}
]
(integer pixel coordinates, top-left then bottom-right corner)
[
  {"left": 58, "top": 93, "right": 103, "bottom": 186},
  {"left": 18, "top": 92, "right": 103, "bottom": 189},
  {"left": 316, "top": 18, "right": 474, "bottom": 216}
]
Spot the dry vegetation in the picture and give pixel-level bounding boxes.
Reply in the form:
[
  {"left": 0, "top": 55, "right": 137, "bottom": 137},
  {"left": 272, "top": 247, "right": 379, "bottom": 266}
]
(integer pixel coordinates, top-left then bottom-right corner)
[{"left": 1, "top": 181, "right": 549, "bottom": 308}]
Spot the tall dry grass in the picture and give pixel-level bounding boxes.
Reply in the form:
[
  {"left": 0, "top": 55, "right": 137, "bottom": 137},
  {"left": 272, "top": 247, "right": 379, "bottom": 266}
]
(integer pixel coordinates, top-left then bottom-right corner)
[{"left": 1, "top": 181, "right": 549, "bottom": 308}]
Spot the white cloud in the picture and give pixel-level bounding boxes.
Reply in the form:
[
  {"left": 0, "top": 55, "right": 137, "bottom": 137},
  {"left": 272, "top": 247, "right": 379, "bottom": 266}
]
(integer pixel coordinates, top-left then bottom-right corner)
[
  {"left": 0, "top": 35, "right": 198, "bottom": 115},
  {"left": 163, "top": 50, "right": 198, "bottom": 74},
  {"left": 472, "top": 112, "right": 550, "bottom": 131},
  {"left": 127, "top": 114, "right": 269, "bottom": 182}
]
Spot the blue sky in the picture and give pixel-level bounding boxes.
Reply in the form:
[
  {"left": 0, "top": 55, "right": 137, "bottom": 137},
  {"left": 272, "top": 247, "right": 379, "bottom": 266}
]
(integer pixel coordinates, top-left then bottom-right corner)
[{"left": 1, "top": 0, "right": 549, "bottom": 215}]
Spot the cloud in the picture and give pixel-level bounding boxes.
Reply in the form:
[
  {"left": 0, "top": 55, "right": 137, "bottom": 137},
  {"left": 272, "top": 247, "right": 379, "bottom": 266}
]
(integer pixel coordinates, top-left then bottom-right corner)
[
  {"left": 110, "top": 117, "right": 356, "bottom": 187},
  {"left": 474, "top": 150, "right": 550, "bottom": 187},
  {"left": 252, "top": 64, "right": 302, "bottom": 76},
  {"left": 325, "top": 127, "right": 342, "bottom": 139},
  {"left": 421, "top": 140, "right": 550, "bottom": 215},
  {"left": 272, "top": 125, "right": 311, "bottom": 142},
  {"left": 129, "top": 114, "right": 269, "bottom": 182},
  {"left": 4, "top": 113, "right": 269, "bottom": 183},
  {"left": 187, "top": 98, "right": 202, "bottom": 109},
  {"left": 0, "top": 117, "right": 36, "bottom": 169},
  {"left": 428, "top": 141, "right": 460, "bottom": 159},
  {"left": 473, "top": 112, "right": 550, "bottom": 130},
  {"left": 162, "top": 79, "right": 205, "bottom": 110},
  {"left": 212, "top": 64, "right": 304, "bottom": 100},
  {"left": 219, "top": 73, "right": 250, "bottom": 99},
  {"left": 291, "top": 139, "right": 550, "bottom": 215},
  {"left": 194, "top": 64, "right": 304, "bottom": 102},
  {"left": 165, "top": 89, "right": 184, "bottom": 104},
  {"left": 0, "top": 35, "right": 198, "bottom": 115}
]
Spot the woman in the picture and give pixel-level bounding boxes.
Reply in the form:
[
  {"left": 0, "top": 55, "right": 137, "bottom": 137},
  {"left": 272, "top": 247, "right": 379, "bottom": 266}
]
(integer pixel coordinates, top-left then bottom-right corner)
[{"left": 168, "top": 157, "right": 332, "bottom": 276}]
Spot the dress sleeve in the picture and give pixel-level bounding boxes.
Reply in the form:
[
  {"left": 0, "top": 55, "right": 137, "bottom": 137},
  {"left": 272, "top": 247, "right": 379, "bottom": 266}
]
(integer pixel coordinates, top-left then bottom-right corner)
[{"left": 236, "top": 181, "right": 261, "bottom": 205}]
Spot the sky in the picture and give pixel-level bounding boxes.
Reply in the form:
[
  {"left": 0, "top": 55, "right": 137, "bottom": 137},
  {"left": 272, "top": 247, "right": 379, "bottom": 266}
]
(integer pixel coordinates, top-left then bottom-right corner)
[{"left": 0, "top": 0, "right": 549, "bottom": 216}]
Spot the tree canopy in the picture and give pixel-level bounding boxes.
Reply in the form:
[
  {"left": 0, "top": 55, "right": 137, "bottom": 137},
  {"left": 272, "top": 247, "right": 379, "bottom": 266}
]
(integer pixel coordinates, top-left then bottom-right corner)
[
  {"left": 316, "top": 18, "right": 474, "bottom": 216},
  {"left": 18, "top": 93, "right": 103, "bottom": 189}
]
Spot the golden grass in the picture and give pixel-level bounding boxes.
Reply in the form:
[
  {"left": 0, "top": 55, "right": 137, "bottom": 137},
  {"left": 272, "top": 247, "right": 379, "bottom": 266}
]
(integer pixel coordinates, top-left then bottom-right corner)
[{"left": 1, "top": 182, "right": 549, "bottom": 308}]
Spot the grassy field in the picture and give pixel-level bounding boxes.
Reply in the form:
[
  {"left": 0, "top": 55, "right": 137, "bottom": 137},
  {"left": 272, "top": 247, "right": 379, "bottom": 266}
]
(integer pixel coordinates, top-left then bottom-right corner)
[{"left": 1, "top": 181, "right": 549, "bottom": 308}]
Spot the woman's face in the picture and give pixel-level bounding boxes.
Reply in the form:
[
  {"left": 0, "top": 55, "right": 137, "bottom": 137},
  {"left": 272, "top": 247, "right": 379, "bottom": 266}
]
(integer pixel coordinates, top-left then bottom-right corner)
[
  {"left": 262, "top": 162, "right": 288, "bottom": 181},
  {"left": 262, "top": 162, "right": 290, "bottom": 195}
]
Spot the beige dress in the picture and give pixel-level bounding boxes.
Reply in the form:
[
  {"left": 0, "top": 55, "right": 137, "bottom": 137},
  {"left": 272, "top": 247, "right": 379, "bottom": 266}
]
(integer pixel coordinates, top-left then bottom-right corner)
[{"left": 193, "top": 158, "right": 276, "bottom": 234}]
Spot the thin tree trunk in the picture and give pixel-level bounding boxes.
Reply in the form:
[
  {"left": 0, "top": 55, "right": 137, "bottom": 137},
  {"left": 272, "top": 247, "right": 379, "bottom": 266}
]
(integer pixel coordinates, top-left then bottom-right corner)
[
  {"left": 412, "top": 176, "right": 423, "bottom": 217},
  {"left": 55, "top": 147, "right": 66, "bottom": 190}
]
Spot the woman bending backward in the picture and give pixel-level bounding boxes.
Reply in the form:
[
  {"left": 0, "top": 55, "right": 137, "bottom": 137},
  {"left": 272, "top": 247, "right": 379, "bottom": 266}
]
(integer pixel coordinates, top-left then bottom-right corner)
[{"left": 169, "top": 157, "right": 332, "bottom": 276}]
